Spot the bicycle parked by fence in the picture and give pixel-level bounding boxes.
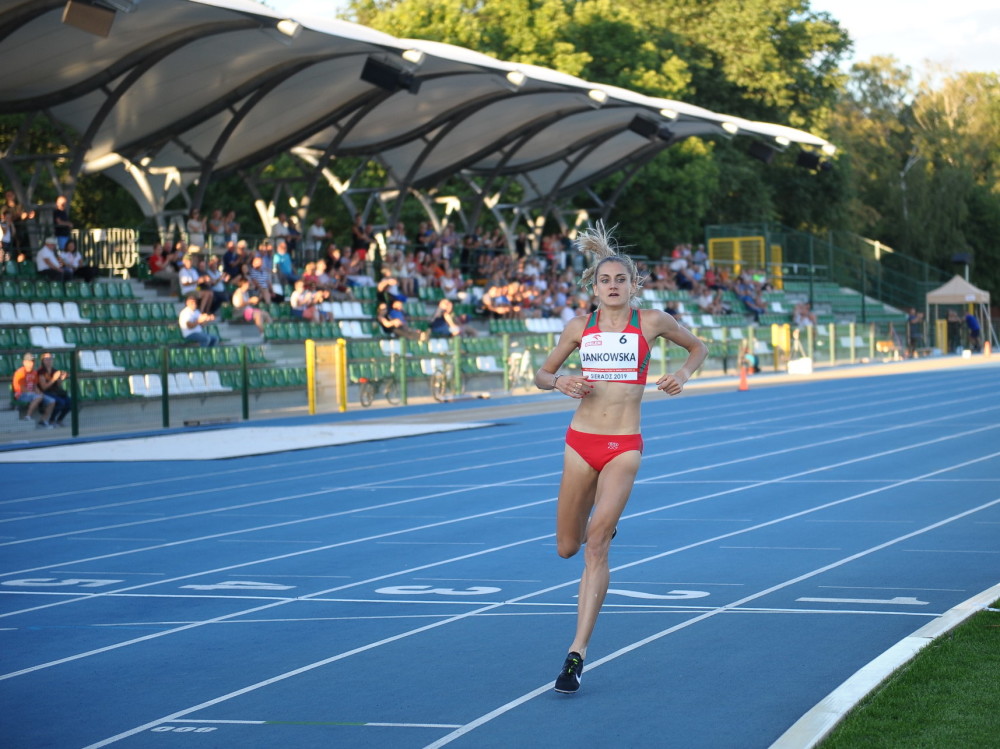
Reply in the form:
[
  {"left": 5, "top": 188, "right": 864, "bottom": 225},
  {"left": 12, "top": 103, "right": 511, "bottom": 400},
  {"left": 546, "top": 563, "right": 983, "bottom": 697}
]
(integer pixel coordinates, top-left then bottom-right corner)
[
  {"left": 358, "top": 355, "right": 400, "bottom": 407},
  {"left": 506, "top": 348, "right": 535, "bottom": 393},
  {"left": 431, "top": 357, "right": 459, "bottom": 402}
]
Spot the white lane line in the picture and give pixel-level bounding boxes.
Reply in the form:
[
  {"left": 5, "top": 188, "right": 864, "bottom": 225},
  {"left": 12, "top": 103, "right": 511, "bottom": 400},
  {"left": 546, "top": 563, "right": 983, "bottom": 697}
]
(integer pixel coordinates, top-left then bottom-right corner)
[
  {"left": 0, "top": 379, "right": 852, "bottom": 506},
  {"left": 4, "top": 391, "right": 995, "bottom": 569},
  {"left": 3, "top": 419, "right": 999, "bottom": 674},
  {"left": 167, "top": 719, "right": 464, "bottom": 728},
  {"left": 424, "top": 493, "right": 1000, "bottom": 749},
  {"left": 0, "top": 375, "right": 962, "bottom": 520},
  {"left": 77, "top": 466, "right": 1000, "bottom": 747}
]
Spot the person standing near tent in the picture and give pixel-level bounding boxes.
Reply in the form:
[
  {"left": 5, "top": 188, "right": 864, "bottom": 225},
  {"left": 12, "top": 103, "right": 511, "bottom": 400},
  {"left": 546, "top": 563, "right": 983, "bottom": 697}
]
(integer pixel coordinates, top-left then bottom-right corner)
[
  {"left": 965, "top": 311, "right": 981, "bottom": 352},
  {"left": 533, "top": 222, "right": 707, "bottom": 694},
  {"left": 906, "top": 308, "right": 924, "bottom": 358}
]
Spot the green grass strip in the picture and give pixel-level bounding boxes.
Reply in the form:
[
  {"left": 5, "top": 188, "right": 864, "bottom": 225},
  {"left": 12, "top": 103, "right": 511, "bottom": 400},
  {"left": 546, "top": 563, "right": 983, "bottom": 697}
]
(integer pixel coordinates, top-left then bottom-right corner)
[{"left": 821, "top": 599, "right": 1000, "bottom": 748}]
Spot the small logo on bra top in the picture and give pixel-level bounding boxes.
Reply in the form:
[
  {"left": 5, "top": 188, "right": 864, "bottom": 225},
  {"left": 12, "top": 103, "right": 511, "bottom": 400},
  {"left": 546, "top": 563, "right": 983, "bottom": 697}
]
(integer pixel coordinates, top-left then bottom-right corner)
[{"left": 607, "top": 441, "right": 619, "bottom": 450}]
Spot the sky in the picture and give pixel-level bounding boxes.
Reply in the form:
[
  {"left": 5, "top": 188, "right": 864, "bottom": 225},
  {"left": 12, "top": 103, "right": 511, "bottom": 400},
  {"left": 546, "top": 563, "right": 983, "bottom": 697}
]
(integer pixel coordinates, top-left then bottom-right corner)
[{"left": 268, "top": 0, "right": 999, "bottom": 76}]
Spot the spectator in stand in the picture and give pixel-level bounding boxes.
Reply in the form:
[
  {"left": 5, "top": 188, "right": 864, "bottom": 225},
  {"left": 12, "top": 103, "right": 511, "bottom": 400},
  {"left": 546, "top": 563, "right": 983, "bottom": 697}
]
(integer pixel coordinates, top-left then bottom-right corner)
[
  {"left": 224, "top": 210, "right": 240, "bottom": 244},
  {"left": 306, "top": 217, "right": 330, "bottom": 258},
  {"left": 377, "top": 299, "right": 424, "bottom": 341},
  {"left": 4, "top": 190, "right": 35, "bottom": 256},
  {"left": 35, "top": 236, "right": 67, "bottom": 282},
  {"left": 480, "top": 280, "right": 514, "bottom": 318},
  {"left": 271, "top": 212, "right": 290, "bottom": 244},
  {"left": 351, "top": 213, "right": 372, "bottom": 263},
  {"left": 148, "top": 241, "right": 180, "bottom": 293},
  {"left": 178, "top": 254, "right": 215, "bottom": 312},
  {"left": 53, "top": 195, "right": 73, "bottom": 250},
  {"left": 208, "top": 209, "right": 226, "bottom": 250},
  {"left": 178, "top": 294, "right": 218, "bottom": 347},
  {"left": 222, "top": 239, "right": 245, "bottom": 282},
  {"left": 273, "top": 241, "right": 297, "bottom": 287},
  {"left": 703, "top": 266, "right": 721, "bottom": 290},
  {"left": 691, "top": 283, "right": 715, "bottom": 314},
  {"left": 440, "top": 266, "right": 466, "bottom": 302},
  {"left": 12, "top": 353, "right": 56, "bottom": 428},
  {"left": 246, "top": 255, "right": 274, "bottom": 305},
  {"left": 186, "top": 208, "right": 206, "bottom": 248},
  {"left": 430, "top": 298, "right": 478, "bottom": 338},
  {"left": 285, "top": 215, "right": 301, "bottom": 255},
  {"left": 323, "top": 261, "right": 355, "bottom": 300},
  {"left": 793, "top": 302, "right": 817, "bottom": 328},
  {"left": 37, "top": 352, "right": 72, "bottom": 426},
  {"left": 60, "top": 239, "right": 96, "bottom": 282},
  {"left": 323, "top": 242, "right": 344, "bottom": 271},
  {"left": 202, "top": 255, "right": 227, "bottom": 311},
  {"left": 387, "top": 221, "right": 409, "bottom": 254},
  {"left": 290, "top": 279, "right": 332, "bottom": 322},
  {"left": 0, "top": 207, "right": 13, "bottom": 261},
  {"left": 735, "top": 277, "right": 766, "bottom": 323},
  {"left": 376, "top": 267, "right": 407, "bottom": 305},
  {"left": 231, "top": 277, "right": 272, "bottom": 333}
]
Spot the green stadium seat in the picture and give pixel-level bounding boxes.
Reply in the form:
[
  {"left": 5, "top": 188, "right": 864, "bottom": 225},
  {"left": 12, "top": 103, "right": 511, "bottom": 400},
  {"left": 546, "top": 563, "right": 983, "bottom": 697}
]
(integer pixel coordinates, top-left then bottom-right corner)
[
  {"left": 92, "top": 283, "right": 109, "bottom": 300},
  {"left": 79, "top": 379, "right": 100, "bottom": 401}
]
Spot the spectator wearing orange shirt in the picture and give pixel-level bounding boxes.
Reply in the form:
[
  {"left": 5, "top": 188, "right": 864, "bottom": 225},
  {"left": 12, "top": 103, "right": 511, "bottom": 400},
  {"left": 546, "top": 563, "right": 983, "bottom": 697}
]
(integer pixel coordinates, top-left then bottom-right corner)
[{"left": 12, "top": 353, "right": 55, "bottom": 427}]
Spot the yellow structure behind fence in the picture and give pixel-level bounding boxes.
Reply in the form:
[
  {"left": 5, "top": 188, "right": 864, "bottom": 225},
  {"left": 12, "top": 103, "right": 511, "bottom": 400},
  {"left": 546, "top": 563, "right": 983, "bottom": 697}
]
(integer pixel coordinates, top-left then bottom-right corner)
[{"left": 707, "top": 236, "right": 783, "bottom": 288}]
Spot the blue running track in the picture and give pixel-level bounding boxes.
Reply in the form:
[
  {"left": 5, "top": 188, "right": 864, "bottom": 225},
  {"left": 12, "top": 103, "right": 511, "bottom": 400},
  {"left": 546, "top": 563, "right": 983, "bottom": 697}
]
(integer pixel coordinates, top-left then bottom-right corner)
[{"left": 1, "top": 362, "right": 999, "bottom": 748}]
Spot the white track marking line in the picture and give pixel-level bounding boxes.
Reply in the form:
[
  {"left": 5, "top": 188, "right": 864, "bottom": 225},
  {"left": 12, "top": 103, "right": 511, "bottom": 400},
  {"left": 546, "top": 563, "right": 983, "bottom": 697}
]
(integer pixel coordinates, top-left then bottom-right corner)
[
  {"left": 7, "top": 440, "right": 998, "bottom": 689},
  {"left": 3, "top": 405, "right": 994, "bottom": 595},
  {"left": 2, "top": 409, "right": 997, "bottom": 622},
  {"left": 3, "top": 386, "right": 994, "bottom": 550},
  {"left": 424, "top": 492, "right": 1000, "bottom": 748},
  {"left": 0, "top": 375, "right": 959, "bottom": 515},
  {"left": 84, "top": 490, "right": 1000, "bottom": 749},
  {"left": 0, "top": 377, "right": 864, "bottom": 504}
]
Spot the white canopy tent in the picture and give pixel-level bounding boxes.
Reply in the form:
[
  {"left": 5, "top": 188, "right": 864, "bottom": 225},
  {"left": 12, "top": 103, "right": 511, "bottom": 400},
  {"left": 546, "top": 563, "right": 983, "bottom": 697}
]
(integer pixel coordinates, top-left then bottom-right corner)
[{"left": 925, "top": 275, "right": 996, "bottom": 351}]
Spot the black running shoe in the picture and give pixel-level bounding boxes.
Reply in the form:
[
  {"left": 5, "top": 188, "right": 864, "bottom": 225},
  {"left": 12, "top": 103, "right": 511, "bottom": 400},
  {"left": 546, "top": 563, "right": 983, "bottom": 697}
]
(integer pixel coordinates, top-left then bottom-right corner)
[{"left": 554, "top": 651, "right": 584, "bottom": 694}]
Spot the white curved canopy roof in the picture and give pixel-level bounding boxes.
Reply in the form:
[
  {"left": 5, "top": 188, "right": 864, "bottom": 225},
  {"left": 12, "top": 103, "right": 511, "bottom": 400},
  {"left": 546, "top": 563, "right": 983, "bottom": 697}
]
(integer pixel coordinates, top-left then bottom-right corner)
[{"left": 0, "top": 0, "right": 835, "bottom": 207}]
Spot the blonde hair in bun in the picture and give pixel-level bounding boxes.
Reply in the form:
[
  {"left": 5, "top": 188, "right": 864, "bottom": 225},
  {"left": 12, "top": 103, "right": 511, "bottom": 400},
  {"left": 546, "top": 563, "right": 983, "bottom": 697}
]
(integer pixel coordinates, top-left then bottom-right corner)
[{"left": 576, "top": 221, "right": 645, "bottom": 308}]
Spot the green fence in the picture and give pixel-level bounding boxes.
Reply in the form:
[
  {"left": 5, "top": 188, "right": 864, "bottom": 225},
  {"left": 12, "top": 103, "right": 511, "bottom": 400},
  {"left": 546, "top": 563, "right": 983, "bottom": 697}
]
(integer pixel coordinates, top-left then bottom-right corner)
[{"left": 705, "top": 223, "right": 951, "bottom": 314}]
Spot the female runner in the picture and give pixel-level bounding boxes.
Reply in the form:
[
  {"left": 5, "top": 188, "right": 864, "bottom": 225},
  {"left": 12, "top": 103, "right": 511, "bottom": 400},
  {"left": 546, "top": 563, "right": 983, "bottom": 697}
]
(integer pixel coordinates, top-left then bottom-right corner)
[{"left": 534, "top": 224, "right": 708, "bottom": 694}]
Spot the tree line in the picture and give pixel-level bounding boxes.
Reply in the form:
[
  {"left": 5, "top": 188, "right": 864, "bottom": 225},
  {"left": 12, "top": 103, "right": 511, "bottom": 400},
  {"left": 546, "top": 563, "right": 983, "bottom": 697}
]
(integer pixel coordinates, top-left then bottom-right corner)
[
  {"left": 5, "top": 0, "right": 998, "bottom": 300},
  {"left": 347, "top": 0, "right": 1000, "bottom": 298}
]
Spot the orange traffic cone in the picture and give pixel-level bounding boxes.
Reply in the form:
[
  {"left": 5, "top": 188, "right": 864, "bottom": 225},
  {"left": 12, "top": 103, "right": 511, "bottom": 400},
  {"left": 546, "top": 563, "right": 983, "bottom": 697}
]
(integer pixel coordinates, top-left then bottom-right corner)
[{"left": 738, "top": 364, "right": 749, "bottom": 391}]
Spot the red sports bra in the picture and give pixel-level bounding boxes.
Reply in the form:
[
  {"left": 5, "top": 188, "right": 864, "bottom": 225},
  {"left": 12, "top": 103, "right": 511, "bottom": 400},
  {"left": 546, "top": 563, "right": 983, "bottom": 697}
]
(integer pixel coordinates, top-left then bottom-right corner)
[{"left": 579, "top": 308, "right": 651, "bottom": 385}]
